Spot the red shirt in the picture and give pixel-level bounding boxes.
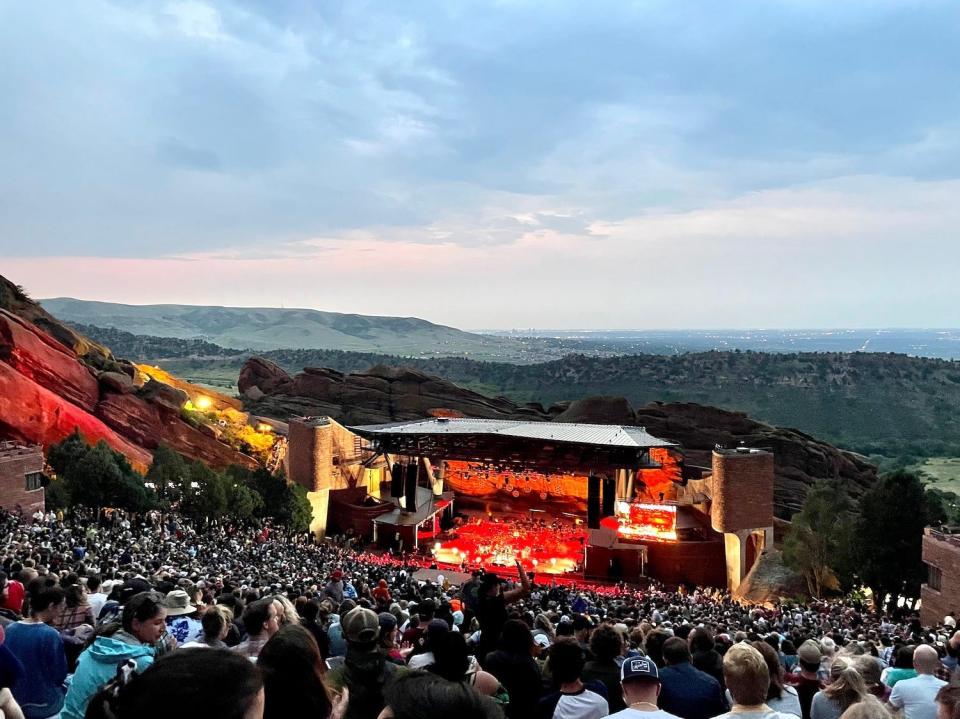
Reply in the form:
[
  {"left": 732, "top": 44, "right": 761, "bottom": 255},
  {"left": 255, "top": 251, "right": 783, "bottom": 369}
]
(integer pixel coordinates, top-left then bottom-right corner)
[{"left": 2, "top": 580, "right": 25, "bottom": 614}]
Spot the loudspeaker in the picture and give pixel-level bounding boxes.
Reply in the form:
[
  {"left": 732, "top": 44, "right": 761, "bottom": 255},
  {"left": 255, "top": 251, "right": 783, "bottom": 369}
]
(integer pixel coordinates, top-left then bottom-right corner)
[
  {"left": 404, "top": 461, "right": 419, "bottom": 511},
  {"left": 390, "top": 462, "right": 404, "bottom": 498},
  {"left": 602, "top": 475, "right": 616, "bottom": 517},
  {"left": 587, "top": 474, "right": 601, "bottom": 529}
]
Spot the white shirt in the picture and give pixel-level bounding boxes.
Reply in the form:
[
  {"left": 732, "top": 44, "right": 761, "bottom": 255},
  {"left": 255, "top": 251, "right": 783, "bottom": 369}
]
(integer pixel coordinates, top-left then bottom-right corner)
[
  {"left": 609, "top": 711, "right": 682, "bottom": 719},
  {"left": 87, "top": 592, "right": 108, "bottom": 622},
  {"left": 551, "top": 688, "right": 608, "bottom": 719},
  {"left": 889, "top": 674, "right": 946, "bottom": 719},
  {"left": 408, "top": 652, "right": 435, "bottom": 670}
]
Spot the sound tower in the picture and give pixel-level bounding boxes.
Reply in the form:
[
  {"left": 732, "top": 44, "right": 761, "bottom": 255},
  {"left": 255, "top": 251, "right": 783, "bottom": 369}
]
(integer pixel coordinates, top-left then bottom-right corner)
[
  {"left": 587, "top": 474, "right": 601, "bottom": 529},
  {"left": 404, "top": 461, "right": 419, "bottom": 512},
  {"left": 390, "top": 462, "right": 404, "bottom": 498},
  {"left": 602, "top": 475, "right": 616, "bottom": 518}
]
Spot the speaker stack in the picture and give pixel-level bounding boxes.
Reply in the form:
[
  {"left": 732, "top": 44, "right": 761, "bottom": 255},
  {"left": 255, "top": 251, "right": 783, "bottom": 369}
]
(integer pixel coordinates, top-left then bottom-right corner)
[
  {"left": 404, "top": 461, "right": 419, "bottom": 512},
  {"left": 390, "top": 462, "right": 404, "bottom": 498},
  {"left": 587, "top": 474, "right": 601, "bottom": 529}
]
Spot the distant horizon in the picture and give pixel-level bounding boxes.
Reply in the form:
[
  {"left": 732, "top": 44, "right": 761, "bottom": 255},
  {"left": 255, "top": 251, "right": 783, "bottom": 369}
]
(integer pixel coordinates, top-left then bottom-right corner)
[{"left": 33, "top": 295, "right": 960, "bottom": 335}]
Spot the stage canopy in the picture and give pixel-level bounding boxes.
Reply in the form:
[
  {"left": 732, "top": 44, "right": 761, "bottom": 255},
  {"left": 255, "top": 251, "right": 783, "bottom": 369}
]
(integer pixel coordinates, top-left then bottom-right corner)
[{"left": 350, "top": 418, "right": 676, "bottom": 473}]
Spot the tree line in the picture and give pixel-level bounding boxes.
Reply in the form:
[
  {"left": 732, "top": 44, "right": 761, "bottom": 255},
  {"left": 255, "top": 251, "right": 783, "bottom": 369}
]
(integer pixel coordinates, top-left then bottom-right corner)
[
  {"left": 45, "top": 432, "right": 312, "bottom": 532},
  {"left": 783, "top": 469, "right": 953, "bottom": 606}
]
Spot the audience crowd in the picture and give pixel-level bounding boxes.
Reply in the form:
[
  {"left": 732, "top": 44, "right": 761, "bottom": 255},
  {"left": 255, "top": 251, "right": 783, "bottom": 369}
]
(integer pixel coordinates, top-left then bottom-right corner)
[{"left": 0, "top": 507, "right": 957, "bottom": 719}]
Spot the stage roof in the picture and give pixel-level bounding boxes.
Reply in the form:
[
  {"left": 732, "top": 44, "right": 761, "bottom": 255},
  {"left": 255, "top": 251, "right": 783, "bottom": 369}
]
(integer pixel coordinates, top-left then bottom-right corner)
[
  {"left": 350, "top": 418, "right": 676, "bottom": 472},
  {"left": 352, "top": 418, "right": 675, "bottom": 449}
]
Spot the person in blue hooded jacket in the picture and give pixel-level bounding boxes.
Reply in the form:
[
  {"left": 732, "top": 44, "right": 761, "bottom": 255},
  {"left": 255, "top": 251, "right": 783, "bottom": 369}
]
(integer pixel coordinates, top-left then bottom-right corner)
[{"left": 61, "top": 591, "right": 167, "bottom": 719}]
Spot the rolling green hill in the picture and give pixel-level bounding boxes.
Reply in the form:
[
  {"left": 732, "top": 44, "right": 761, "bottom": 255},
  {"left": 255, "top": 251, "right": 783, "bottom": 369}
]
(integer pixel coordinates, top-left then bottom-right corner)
[
  {"left": 41, "top": 297, "right": 518, "bottom": 357},
  {"left": 69, "top": 323, "right": 960, "bottom": 461}
]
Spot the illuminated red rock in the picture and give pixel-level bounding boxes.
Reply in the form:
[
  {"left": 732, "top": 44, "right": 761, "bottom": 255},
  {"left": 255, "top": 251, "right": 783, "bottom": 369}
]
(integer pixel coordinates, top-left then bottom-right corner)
[
  {"left": 0, "top": 273, "right": 263, "bottom": 473},
  {"left": 0, "top": 360, "right": 151, "bottom": 471},
  {"left": 96, "top": 392, "right": 257, "bottom": 470},
  {"left": 0, "top": 309, "right": 100, "bottom": 411}
]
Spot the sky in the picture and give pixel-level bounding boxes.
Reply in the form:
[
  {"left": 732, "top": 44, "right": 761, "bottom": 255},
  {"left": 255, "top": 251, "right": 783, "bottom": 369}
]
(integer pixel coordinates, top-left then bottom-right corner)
[{"left": 2, "top": 0, "right": 959, "bottom": 329}]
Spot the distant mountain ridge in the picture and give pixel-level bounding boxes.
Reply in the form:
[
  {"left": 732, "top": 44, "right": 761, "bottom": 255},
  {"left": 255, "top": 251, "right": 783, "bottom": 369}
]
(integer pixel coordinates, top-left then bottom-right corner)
[{"left": 40, "top": 297, "right": 501, "bottom": 355}]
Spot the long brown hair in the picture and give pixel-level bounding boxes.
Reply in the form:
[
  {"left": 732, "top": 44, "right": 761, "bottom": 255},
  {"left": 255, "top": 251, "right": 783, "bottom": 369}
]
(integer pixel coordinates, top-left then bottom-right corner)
[
  {"left": 258, "top": 624, "right": 333, "bottom": 719},
  {"left": 824, "top": 658, "right": 867, "bottom": 712}
]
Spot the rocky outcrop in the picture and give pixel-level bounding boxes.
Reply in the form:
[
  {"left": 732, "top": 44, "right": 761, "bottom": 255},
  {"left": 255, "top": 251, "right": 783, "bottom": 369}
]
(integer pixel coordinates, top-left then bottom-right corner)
[
  {"left": 242, "top": 358, "right": 879, "bottom": 515},
  {"left": 239, "top": 357, "right": 293, "bottom": 396},
  {"left": 96, "top": 392, "right": 256, "bottom": 469},
  {"left": 634, "top": 402, "right": 877, "bottom": 514},
  {"left": 244, "top": 362, "right": 531, "bottom": 426},
  {"left": 734, "top": 549, "right": 808, "bottom": 604},
  {"left": 0, "top": 274, "right": 258, "bottom": 471},
  {"left": 0, "top": 310, "right": 100, "bottom": 411},
  {"left": 0, "top": 361, "right": 152, "bottom": 471},
  {"left": 553, "top": 396, "right": 636, "bottom": 425}
]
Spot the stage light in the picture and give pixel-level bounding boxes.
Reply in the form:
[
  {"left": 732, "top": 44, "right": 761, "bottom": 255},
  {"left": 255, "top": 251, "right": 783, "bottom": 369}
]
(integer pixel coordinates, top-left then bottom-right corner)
[{"left": 532, "top": 559, "right": 539, "bottom": 566}]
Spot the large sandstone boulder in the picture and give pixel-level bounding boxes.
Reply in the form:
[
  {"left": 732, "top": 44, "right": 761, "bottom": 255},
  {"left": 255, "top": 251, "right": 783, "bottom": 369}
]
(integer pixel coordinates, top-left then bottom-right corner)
[
  {"left": 97, "top": 392, "right": 257, "bottom": 470},
  {"left": 0, "top": 310, "right": 100, "bottom": 411},
  {"left": 0, "top": 361, "right": 151, "bottom": 471},
  {"left": 553, "top": 396, "right": 635, "bottom": 425},
  {"left": 98, "top": 371, "right": 135, "bottom": 395},
  {"left": 238, "top": 357, "right": 293, "bottom": 396},
  {"left": 138, "top": 379, "right": 189, "bottom": 417},
  {"left": 734, "top": 549, "right": 808, "bottom": 604}
]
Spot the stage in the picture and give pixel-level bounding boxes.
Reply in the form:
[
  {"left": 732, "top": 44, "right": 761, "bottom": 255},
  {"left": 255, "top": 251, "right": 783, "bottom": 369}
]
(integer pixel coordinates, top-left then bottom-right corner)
[{"left": 430, "top": 513, "right": 587, "bottom": 576}]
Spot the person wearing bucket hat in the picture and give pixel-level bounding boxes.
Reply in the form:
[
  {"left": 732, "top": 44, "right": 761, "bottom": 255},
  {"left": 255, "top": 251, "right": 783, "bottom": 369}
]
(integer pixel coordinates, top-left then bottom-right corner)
[
  {"left": 326, "top": 607, "right": 400, "bottom": 719},
  {"left": 163, "top": 590, "right": 201, "bottom": 645}
]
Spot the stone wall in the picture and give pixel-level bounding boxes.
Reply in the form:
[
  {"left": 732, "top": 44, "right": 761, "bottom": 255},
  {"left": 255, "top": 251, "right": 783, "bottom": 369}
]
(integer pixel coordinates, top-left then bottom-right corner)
[
  {"left": 921, "top": 529, "right": 960, "bottom": 626},
  {"left": 0, "top": 443, "right": 44, "bottom": 515}
]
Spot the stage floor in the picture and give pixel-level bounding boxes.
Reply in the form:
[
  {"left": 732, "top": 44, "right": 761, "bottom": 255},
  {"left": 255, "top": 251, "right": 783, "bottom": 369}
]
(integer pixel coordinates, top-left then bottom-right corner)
[{"left": 430, "top": 512, "right": 587, "bottom": 576}]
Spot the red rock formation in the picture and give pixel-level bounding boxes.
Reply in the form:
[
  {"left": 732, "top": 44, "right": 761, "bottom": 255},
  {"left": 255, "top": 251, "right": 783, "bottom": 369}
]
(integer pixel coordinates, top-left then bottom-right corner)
[
  {"left": 0, "top": 310, "right": 100, "bottom": 411},
  {"left": 0, "top": 274, "right": 261, "bottom": 471},
  {"left": 96, "top": 393, "right": 257, "bottom": 469},
  {"left": 0, "top": 361, "right": 152, "bottom": 471}
]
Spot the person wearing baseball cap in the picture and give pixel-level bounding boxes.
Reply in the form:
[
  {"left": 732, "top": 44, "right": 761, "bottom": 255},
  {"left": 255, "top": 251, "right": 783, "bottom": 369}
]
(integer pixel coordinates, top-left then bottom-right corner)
[
  {"left": 608, "top": 655, "right": 682, "bottom": 719},
  {"left": 785, "top": 640, "right": 824, "bottom": 719},
  {"left": 326, "top": 607, "right": 400, "bottom": 719}
]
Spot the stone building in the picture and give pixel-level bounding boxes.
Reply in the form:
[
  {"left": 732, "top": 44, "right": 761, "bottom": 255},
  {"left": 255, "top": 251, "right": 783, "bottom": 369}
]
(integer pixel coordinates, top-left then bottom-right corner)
[
  {"left": 0, "top": 442, "right": 45, "bottom": 515},
  {"left": 710, "top": 448, "right": 775, "bottom": 592},
  {"left": 286, "top": 416, "right": 388, "bottom": 537},
  {"left": 921, "top": 527, "right": 960, "bottom": 626}
]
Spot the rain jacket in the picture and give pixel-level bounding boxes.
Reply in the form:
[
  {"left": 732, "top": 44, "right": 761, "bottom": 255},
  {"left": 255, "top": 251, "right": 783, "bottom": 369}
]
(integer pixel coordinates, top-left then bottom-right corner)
[{"left": 61, "top": 631, "right": 155, "bottom": 719}]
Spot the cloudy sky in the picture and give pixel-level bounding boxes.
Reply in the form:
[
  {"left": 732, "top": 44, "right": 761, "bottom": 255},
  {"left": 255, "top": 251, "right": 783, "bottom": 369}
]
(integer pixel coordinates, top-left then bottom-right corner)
[{"left": 2, "top": 1, "right": 958, "bottom": 329}]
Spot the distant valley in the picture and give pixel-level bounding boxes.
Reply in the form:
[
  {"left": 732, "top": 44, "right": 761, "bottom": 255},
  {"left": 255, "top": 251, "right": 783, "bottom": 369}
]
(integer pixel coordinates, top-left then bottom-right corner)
[{"left": 70, "top": 322, "right": 960, "bottom": 463}]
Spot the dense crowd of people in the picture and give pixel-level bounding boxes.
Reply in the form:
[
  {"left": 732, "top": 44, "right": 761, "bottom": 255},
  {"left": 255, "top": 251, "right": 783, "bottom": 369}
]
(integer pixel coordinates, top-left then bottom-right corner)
[{"left": 0, "top": 507, "right": 957, "bottom": 719}]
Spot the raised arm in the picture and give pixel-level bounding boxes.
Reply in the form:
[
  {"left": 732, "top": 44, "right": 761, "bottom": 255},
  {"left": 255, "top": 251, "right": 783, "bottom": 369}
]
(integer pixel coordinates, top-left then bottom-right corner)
[{"left": 503, "top": 559, "right": 531, "bottom": 603}]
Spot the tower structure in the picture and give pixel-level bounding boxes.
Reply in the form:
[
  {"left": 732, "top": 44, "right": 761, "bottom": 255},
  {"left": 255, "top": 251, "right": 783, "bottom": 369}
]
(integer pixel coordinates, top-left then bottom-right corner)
[{"left": 710, "top": 448, "right": 775, "bottom": 591}]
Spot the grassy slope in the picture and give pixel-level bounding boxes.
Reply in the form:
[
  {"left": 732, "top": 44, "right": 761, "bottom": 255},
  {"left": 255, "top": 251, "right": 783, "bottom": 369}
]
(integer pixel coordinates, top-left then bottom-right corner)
[{"left": 40, "top": 298, "right": 517, "bottom": 356}]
